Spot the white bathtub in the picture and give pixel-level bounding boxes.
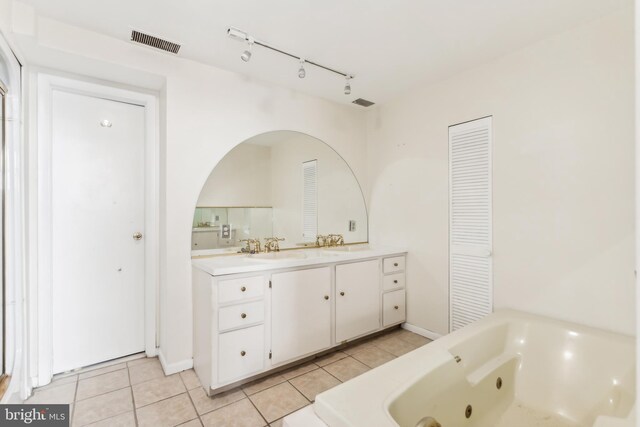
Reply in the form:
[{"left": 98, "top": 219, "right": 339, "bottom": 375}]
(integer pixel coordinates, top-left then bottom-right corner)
[{"left": 308, "top": 310, "right": 635, "bottom": 427}]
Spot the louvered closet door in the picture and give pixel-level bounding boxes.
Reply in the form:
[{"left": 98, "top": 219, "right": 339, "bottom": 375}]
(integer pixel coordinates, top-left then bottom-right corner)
[{"left": 449, "top": 117, "right": 493, "bottom": 332}]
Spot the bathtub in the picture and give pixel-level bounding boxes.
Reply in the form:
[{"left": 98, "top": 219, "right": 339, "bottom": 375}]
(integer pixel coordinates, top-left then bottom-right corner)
[{"left": 309, "top": 310, "right": 635, "bottom": 427}]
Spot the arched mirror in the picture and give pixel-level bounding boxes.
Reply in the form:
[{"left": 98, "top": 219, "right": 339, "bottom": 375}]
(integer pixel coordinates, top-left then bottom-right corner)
[{"left": 192, "top": 131, "right": 368, "bottom": 255}]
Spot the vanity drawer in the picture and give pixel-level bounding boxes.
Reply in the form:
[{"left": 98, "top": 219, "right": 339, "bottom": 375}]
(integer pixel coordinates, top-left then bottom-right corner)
[
  {"left": 218, "top": 276, "right": 264, "bottom": 304},
  {"left": 383, "top": 289, "right": 406, "bottom": 327},
  {"left": 218, "top": 301, "right": 264, "bottom": 332},
  {"left": 218, "top": 324, "right": 265, "bottom": 383},
  {"left": 383, "top": 256, "right": 405, "bottom": 274},
  {"left": 383, "top": 273, "right": 405, "bottom": 291}
]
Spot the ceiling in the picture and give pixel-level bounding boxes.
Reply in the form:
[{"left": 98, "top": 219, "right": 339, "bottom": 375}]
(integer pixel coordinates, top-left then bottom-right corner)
[{"left": 18, "top": 0, "right": 629, "bottom": 105}]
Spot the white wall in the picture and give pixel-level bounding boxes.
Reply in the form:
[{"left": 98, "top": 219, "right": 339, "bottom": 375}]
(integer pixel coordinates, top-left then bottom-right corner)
[
  {"left": 367, "top": 7, "right": 635, "bottom": 336},
  {"left": 197, "top": 143, "right": 272, "bottom": 207},
  {"left": 1, "top": 7, "right": 368, "bottom": 374}
]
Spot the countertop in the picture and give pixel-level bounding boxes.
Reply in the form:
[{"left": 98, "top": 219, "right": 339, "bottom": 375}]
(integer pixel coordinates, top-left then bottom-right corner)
[{"left": 191, "top": 246, "right": 407, "bottom": 276}]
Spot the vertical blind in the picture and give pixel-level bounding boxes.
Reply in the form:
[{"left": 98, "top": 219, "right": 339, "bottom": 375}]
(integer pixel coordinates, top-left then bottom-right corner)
[
  {"left": 302, "top": 160, "right": 318, "bottom": 243},
  {"left": 449, "top": 117, "right": 493, "bottom": 331}
]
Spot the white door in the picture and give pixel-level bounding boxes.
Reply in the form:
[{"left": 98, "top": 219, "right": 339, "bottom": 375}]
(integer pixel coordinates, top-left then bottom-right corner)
[
  {"left": 51, "top": 90, "right": 145, "bottom": 373},
  {"left": 449, "top": 117, "right": 493, "bottom": 332},
  {"left": 335, "top": 260, "right": 380, "bottom": 343},
  {"left": 271, "top": 267, "right": 331, "bottom": 365}
]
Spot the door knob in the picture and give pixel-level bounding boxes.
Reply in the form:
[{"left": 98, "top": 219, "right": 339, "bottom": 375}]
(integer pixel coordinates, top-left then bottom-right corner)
[
  {"left": 133, "top": 232, "right": 143, "bottom": 241},
  {"left": 324, "top": 295, "right": 329, "bottom": 300},
  {"left": 340, "top": 291, "right": 345, "bottom": 296},
  {"left": 241, "top": 313, "right": 247, "bottom": 319}
]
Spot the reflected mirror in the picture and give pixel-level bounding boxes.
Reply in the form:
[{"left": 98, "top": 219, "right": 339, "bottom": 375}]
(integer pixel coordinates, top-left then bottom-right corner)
[{"left": 192, "top": 131, "right": 368, "bottom": 254}]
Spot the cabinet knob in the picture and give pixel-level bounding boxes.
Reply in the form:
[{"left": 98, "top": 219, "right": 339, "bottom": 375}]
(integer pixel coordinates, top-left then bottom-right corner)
[
  {"left": 240, "top": 286, "right": 246, "bottom": 292},
  {"left": 394, "top": 263, "right": 399, "bottom": 267},
  {"left": 340, "top": 291, "right": 345, "bottom": 296},
  {"left": 240, "top": 350, "right": 246, "bottom": 356},
  {"left": 394, "top": 305, "right": 399, "bottom": 310},
  {"left": 393, "top": 280, "right": 398, "bottom": 284},
  {"left": 241, "top": 313, "right": 247, "bottom": 319},
  {"left": 324, "top": 295, "right": 329, "bottom": 300}
]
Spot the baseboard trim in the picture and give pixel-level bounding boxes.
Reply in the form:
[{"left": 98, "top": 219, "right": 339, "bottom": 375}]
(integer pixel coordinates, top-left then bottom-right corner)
[
  {"left": 401, "top": 323, "right": 443, "bottom": 341},
  {"left": 158, "top": 349, "right": 193, "bottom": 376}
]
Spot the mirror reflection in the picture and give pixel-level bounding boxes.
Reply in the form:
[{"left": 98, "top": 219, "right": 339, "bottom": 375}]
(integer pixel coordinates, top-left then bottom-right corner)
[{"left": 192, "top": 131, "right": 368, "bottom": 254}]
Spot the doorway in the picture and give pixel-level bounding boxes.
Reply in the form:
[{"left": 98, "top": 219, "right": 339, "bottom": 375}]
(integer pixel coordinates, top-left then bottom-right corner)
[{"left": 36, "top": 75, "right": 158, "bottom": 383}]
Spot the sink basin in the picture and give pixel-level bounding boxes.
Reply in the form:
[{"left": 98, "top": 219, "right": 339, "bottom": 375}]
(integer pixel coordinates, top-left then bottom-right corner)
[
  {"left": 246, "top": 251, "right": 308, "bottom": 262},
  {"left": 323, "top": 245, "right": 370, "bottom": 254}
]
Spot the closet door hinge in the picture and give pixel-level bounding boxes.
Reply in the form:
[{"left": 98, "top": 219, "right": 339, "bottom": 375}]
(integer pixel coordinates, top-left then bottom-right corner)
[
  {"left": 269, "top": 280, "right": 272, "bottom": 289},
  {"left": 269, "top": 351, "right": 272, "bottom": 359}
]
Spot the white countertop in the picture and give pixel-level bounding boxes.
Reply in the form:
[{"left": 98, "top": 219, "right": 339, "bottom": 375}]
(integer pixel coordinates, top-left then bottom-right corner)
[{"left": 191, "top": 245, "right": 407, "bottom": 276}]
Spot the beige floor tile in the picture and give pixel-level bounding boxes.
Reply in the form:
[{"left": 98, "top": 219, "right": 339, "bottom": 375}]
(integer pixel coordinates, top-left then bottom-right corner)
[
  {"left": 132, "top": 374, "right": 186, "bottom": 408},
  {"left": 322, "top": 357, "right": 370, "bottom": 382},
  {"left": 73, "top": 388, "right": 133, "bottom": 427},
  {"left": 76, "top": 369, "right": 130, "bottom": 401},
  {"left": 180, "top": 369, "right": 202, "bottom": 390},
  {"left": 128, "top": 359, "right": 165, "bottom": 385},
  {"left": 79, "top": 363, "right": 127, "bottom": 380},
  {"left": 281, "top": 362, "right": 319, "bottom": 380},
  {"left": 396, "top": 330, "right": 432, "bottom": 347},
  {"left": 242, "top": 374, "right": 287, "bottom": 396},
  {"left": 127, "top": 356, "right": 158, "bottom": 367},
  {"left": 37, "top": 374, "right": 78, "bottom": 392},
  {"left": 249, "top": 382, "right": 308, "bottom": 423},
  {"left": 374, "top": 336, "right": 419, "bottom": 356},
  {"left": 351, "top": 346, "right": 396, "bottom": 368},
  {"left": 179, "top": 419, "right": 204, "bottom": 427},
  {"left": 201, "top": 398, "right": 265, "bottom": 427},
  {"left": 85, "top": 411, "right": 136, "bottom": 427},
  {"left": 314, "top": 351, "right": 348, "bottom": 367},
  {"left": 27, "top": 382, "right": 76, "bottom": 404},
  {"left": 269, "top": 419, "right": 283, "bottom": 427},
  {"left": 342, "top": 340, "right": 376, "bottom": 356},
  {"left": 189, "top": 386, "right": 245, "bottom": 415},
  {"left": 136, "top": 393, "right": 197, "bottom": 427},
  {"left": 289, "top": 369, "right": 340, "bottom": 401}
]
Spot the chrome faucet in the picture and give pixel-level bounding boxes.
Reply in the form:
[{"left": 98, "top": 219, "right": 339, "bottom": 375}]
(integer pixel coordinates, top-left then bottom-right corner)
[{"left": 264, "top": 237, "right": 285, "bottom": 253}]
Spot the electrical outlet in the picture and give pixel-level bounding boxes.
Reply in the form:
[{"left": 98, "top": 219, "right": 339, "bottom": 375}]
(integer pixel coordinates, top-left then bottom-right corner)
[{"left": 221, "top": 224, "right": 231, "bottom": 238}]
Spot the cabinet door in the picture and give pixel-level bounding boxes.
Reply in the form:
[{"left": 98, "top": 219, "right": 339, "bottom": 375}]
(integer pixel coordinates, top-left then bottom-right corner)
[
  {"left": 271, "top": 267, "right": 331, "bottom": 365},
  {"left": 335, "top": 260, "right": 381, "bottom": 343}
]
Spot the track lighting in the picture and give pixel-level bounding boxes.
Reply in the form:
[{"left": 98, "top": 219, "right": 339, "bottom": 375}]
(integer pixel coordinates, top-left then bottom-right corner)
[
  {"left": 228, "top": 28, "right": 355, "bottom": 96},
  {"left": 344, "top": 77, "right": 351, "bottom": 95},
  {"left": 240, "top": 37, "right": 254, "bottom": 62}
]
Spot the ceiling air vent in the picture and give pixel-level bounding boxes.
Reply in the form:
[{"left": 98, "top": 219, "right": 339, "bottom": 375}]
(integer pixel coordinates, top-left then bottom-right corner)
[
  {"left": 352, "top": 98, "right": 375, "bottom": 107},
  {"left": 131, "top": 30, "right": 181, "bottom": 54}
]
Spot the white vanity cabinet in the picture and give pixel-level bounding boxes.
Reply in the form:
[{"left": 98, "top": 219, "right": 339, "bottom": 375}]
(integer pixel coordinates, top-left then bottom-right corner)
[
  {"left": 192, "top": 250, "right": 407, "bottom": 395},
  {"left": 335, "top": 260, "right": 380, "bottom": 343},
  {"left": 271, "top": 267, "right": 332, "bottom": 365}
]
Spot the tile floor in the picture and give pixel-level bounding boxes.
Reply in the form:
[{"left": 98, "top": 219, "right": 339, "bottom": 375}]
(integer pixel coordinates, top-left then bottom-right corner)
[{"left": 27, "top": 327, "right": 431, "bottom": 427}]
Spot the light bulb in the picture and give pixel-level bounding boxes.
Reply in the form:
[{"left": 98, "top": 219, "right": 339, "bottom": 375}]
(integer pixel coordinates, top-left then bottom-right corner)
[
  {"left": 298, "top": 59, "right": 306, "bottom": 79},
  {"left": 344, "top": 77, "right": 351, "bottom": 95}
]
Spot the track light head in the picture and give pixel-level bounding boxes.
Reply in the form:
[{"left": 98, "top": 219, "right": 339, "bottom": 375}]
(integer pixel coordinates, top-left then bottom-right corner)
[
  {"left": 241, "top": 37, "right": 254, "bottom": 62},
  {"left": 344, "top": 76, "right": 352, "bottom": 95},
  {"left": 298, "top": 59, "right": 306, "bottom": 79}
]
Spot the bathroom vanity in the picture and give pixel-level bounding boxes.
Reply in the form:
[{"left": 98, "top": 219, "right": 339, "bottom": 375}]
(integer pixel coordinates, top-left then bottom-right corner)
[{"left": 191, "top": 246, "right": 407, "bottom": 395}]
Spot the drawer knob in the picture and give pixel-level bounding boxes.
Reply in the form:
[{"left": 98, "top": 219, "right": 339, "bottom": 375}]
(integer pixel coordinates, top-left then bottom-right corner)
[
  {"left": 240, "top": 286, "right": 246, "bottom": 292},
  {"left": 241, "top": 313, "right": 247, "bottom": 319},
  {"left": 394, "top": 263, "right": 399, "bottom": 267},
  {"left": 240, "top": 350, "right": 246, "bottom": 356},
  {"left": 340, "top": 291, "right": 345, "bottom": 296},
  {"left": 394, "top": 305, "right": 399, "bottom": 310},
  {"left": 324, "top": 295, "right": 329, "bottom": 300},
  {"left": 393, "top": 280, "right": 398, "bottom": 284}
]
